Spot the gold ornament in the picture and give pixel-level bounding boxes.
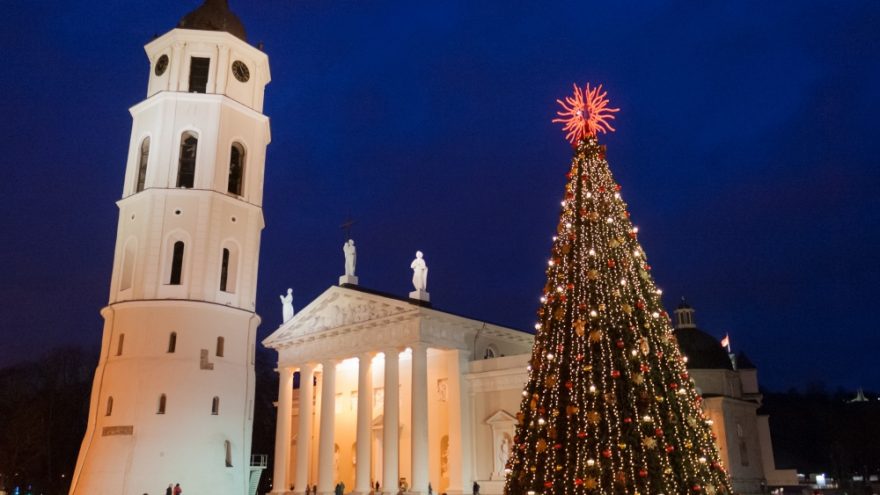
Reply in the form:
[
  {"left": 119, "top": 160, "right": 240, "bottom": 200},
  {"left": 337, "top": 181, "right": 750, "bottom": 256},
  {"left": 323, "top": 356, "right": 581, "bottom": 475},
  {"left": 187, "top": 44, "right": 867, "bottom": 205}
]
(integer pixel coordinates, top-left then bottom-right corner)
[
  {"left": 705, "top": 485, "right": 717, "bottom": 495},
  {"left": 687, "top": 417, "right": 698, "bottom": 427},
  {"left": 553, "top": 307, "right": 565, "bottom": 320},
  {"left": 536, "top": 438, "right": 548, "bottom": 453},
  {"left": 573, "top": 319, "right": 586, "bottom": 337},
  {"left": 632, "top": 372, "right": 644, "bottom": 385},
  {"left": 530, "top": 466, "right": 537, "bottom": 473},
  {"left": 621, "top": 303, "right": 632, "bottom": 314},
  {"left": 598, "top": 303, "right": 606, "bottom": 311},
  {"left": 529, "top": 399, "right": 537, "bottom": 411},
  {"left": 604, "top": 392, "right": 617, "bottom": 404},
  {"left": 615, "top": 470, "right": 627, "bottom": 485},
  {"left": 618, "top": 442, "right": 627, "bottom": 450},
  {"left": 561, "top": 244, "right": 571, "bottom": 254},
  {"left": 584, "top": 477, "right": 598, "bottom": 490},
  {"left": 587, "top": 410, "right": 601, "bottom": 424},
  {"left": 609, "top": 238, "right": 620, "bottom": 248},
  {"left": 612, "top": 289, "right": 621, "bottom": 297},
  {"left": 642, "top": 437, "right": 657, "bottom": 449},
  {"left": 587, "top": 269, "right": 600, "bottom": 280},
  {"left": 545, "top": 374, "right": 558, "bottom": 387},
  {"left": 589, "top": 330, "right": 603, "bottom": 343}
]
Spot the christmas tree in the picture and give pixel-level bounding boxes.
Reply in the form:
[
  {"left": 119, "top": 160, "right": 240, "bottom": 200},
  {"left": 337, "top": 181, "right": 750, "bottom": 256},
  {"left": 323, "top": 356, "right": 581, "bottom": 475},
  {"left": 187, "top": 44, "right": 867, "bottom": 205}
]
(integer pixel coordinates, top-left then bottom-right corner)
[{"left": 504, "top": 84, "right": 733, "bottom": 495}]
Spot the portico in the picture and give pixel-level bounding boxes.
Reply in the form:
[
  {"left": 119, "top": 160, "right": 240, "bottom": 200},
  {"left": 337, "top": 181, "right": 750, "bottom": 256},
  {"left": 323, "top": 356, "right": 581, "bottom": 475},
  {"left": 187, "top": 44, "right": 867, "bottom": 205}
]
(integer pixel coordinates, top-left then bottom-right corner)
[{"left": 263, "top": 285, "right": 522, "bottom": 495}]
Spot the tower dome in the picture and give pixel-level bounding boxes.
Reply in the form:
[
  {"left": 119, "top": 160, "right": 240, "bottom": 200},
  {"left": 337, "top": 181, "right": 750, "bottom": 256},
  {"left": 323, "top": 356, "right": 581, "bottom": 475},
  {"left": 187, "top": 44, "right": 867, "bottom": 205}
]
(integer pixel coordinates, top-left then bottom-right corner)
[{"left": 178, "top": 0, "right": 247, "bottom": 41}]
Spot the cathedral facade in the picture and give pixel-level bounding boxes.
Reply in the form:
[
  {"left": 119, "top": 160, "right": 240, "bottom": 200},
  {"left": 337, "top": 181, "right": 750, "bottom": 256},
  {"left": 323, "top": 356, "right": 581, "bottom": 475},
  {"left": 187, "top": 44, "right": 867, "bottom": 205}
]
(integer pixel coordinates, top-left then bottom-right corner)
[{"left": 264, "top": 283, "right": 796, "bottom": 495}]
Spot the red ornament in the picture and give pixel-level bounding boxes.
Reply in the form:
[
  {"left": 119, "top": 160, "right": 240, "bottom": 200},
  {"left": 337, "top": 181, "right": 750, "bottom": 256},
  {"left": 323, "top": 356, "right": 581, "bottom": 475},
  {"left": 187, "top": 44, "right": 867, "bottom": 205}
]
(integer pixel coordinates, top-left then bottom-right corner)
[
  {"left": 574, "top": 478, "right": 584, "bottom": 486},
  {"left": 607, "top": 259, "right": 616, "bottom": 268},
  {"left": 578, "top": 302, "right": 587, "bottom": 310},
  {"left": 666, "top": 445, "right": 675, "bottom": 453},
  {"left": 544, "top": 481, "right": 553, "bottom": 488},
  {"left": 616, "top": 339, "right": 625, "bottom": 349},
  {"left": 565, "top": 381, "right": 574, "bottom": 389},
  {"left": 565, "top": 192, "right": 574, "bottom": 200},
  {"left": 577, "top": 431, "right": 587, "bottom": 439},
  {"left": 636, "top": 300, "right": 646, "bottom": 310},
  {"left": 559, "top": 294, "right": 567, "bottom": 302},
  {"left": 557, "top": 344, "right": 565, "bottom": 353},
  {"left": 602, "top": 449, "right": 612, "bottom": 458},
  {"left": 576, "top": 354, "right": 584, "bottom": 361},
  {"left": 566, "top": 171, "right": 574, "bottom": 179},
  {"left": 640, "top": 363, "right": 650, "bottom": 372},
  {"left": 669, "top": 382, "right": 679, "bottom": 390},
  {"left": 554, "top": 443, "right": 562, "bottom": 450},
  {"left": 598, "top": 186, "right": 606, "bottom": 193},
  {"left": 639, "top": 469, "right": 648, "bottom": 478},
  {"left": 681, "top": 372, "right": 689, "bottom": 380},
  {"left": 623, "top": 417, "right": 633, "bottom": 424},
  {"left": 611, "top": 370, "right": 621, "bottom": 378},
  {"left": 615, "top": 184, "right": 622, "bottom": 191},
  {"left": 693, "top": 485, "right": 702, "bottom": 492},
  {"left": 655, "top": 428, "right": 664, "bottom": 436}
]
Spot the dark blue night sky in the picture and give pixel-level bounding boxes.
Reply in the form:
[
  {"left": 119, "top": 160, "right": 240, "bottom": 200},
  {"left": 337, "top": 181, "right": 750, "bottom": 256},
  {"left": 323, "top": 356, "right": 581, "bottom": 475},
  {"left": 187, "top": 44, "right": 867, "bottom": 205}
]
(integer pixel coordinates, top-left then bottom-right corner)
[{"left": 2, "top": 1, "right": 878, "bottom": 391}]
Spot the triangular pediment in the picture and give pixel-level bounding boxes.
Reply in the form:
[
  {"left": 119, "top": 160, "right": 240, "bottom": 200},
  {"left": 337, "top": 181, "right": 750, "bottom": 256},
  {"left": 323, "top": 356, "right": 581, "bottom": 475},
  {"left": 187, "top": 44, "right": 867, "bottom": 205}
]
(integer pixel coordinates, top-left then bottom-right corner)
[
  {"left": 485, "top": 409, "right": 517, "bottom": 425},
  {"left": 263, "top": 285, "right": 417, "bottom": 348}
]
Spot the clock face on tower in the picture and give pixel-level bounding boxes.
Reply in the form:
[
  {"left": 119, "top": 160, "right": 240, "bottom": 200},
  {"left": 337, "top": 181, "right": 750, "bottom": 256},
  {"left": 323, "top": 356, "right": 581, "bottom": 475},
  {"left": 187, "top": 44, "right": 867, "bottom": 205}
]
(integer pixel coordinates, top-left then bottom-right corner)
[
  {"left": 154, "top": 54, "right": 169, "bottom": 76},
  {"left": 232, "top": 60, "right": 250, "bottom": 83}
]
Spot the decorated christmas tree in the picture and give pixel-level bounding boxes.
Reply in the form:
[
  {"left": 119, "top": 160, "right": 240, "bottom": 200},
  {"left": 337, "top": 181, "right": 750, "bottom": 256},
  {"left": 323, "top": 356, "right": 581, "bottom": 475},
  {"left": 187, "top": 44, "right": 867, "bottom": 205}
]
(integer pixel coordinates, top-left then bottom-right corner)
[{"left": 504, "top": 84, "right": 733, "bottom": 495}]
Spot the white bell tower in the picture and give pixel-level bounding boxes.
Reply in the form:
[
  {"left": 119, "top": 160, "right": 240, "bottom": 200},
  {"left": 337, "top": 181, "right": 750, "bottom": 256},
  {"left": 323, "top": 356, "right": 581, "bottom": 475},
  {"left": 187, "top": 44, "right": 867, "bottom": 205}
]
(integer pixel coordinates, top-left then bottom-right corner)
[{"left": 70, "top": 2, "right": 270, "bottom": 494}]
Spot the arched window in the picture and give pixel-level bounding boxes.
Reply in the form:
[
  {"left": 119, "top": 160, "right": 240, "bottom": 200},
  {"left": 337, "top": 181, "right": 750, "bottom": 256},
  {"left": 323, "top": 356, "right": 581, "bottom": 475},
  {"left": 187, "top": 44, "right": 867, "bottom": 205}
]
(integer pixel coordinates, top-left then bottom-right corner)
[
  {"left": 169, "top": 241, "right": 185, "bottom": 285},
  {"left": 168, "top": 332, "right": 177, "bottom": 353},
  {"left": 158, "top": 394, "right": 167, "bottom": 414},
  {"left": 120, "top": 240, "right": 136, "bottom": 291},
  {"left": 225, "top": 440, "right": 233, "bottom": 467},
  {"left": 135, "top": 137, "right": 150, "bottom": 192},
  {"left": 116, "top": 333, "right": 125, "bottom": 356},
  {"left": 177, "top": 133, "right": 198, "bottom": 188},
  {"left": 212, "top": 396, "right": 220, "bottom": 415},
  {"left": 105, "top": 396, "right": 114, "bottom": 416},
  {"left": 216, "top": 337, "right": 225, "bottom": 357},
  {"left": 220, "top": 248, "right": 230, "bottom": 291},
  {"left": 227, "top": 143, "right": 244, "bottom": 195}
]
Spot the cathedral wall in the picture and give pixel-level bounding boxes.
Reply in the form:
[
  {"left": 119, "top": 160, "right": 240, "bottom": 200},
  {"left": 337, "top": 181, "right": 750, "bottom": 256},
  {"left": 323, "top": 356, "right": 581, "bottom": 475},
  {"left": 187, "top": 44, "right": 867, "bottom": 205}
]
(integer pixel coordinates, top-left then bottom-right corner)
[{"left": 702, "top": 397, "right": 765, "bottom": 494}]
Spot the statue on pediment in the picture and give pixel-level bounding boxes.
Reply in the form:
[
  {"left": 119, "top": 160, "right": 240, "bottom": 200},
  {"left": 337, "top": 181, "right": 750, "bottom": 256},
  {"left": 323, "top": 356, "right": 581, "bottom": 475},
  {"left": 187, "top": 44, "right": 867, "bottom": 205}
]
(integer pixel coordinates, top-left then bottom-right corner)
[
  {"left": 280, "top": 288, "right": 294, "bottom": 323},
  {"left": 343, "top": 239, "right": 357, "bottom": 276},
  {"left": 410, "top": 251, "right": 428, "bottom": 291}
]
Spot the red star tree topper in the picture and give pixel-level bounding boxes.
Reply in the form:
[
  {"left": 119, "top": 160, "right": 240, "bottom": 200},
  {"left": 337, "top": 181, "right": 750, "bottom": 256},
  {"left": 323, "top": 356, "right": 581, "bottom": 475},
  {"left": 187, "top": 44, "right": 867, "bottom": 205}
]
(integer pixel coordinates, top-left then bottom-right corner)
[{"left": 503, "top": 85, "right": 732, "bottom": 495}]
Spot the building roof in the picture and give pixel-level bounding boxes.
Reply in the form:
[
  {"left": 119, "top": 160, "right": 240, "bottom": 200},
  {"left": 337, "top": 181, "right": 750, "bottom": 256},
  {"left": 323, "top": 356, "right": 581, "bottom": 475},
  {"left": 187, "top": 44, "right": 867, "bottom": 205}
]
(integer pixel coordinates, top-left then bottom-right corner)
[
  {"left": 178, "top": 0, "right": 247, "bottom": 41},
  {"left": 674, "top": 327, "right": 734, "bottom": 370}
]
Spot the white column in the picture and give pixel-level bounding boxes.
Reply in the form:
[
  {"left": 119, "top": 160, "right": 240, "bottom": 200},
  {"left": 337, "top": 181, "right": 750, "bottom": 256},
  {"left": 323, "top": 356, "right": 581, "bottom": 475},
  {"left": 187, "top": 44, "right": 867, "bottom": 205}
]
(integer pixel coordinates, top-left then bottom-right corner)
[
  {"left": 317, "top": 360, "right": 338, "bottom": 495},
  {"left": 382, "top": 348, "right": 400, "bottom": 495},
  {"left": 355, "top": 353, "right": 374, "bottom": 495},
  {"left": 294, "top": 363, "right": 316, "bottom": 495},
  {"left": 410, "top": 344, "right": 429, "bottom": 495},
  {"left": 446, "top": 350, "right": 474, "bottom": 495},
  {"left": 271, "top": 366, "right": 294, "bottom": 494}
]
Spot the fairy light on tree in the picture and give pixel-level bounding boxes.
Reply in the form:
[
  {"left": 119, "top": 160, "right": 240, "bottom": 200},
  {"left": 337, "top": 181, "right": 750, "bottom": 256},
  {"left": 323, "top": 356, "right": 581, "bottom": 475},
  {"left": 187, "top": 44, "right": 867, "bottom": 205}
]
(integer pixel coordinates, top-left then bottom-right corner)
[{"left": 504, "top": 84, "right": 732, "bottom": 495}]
